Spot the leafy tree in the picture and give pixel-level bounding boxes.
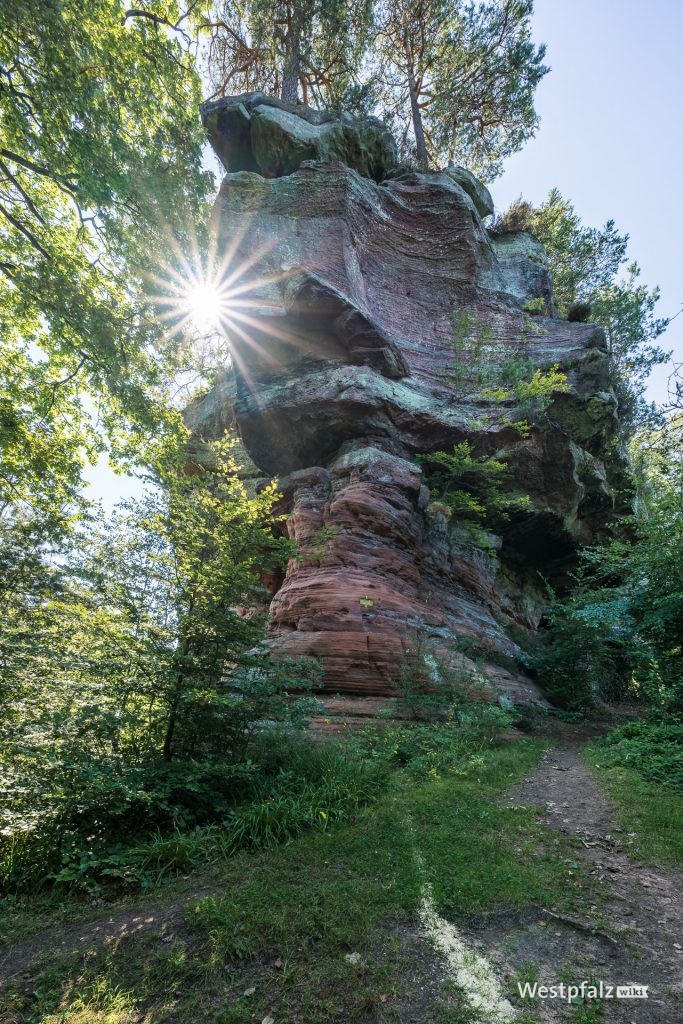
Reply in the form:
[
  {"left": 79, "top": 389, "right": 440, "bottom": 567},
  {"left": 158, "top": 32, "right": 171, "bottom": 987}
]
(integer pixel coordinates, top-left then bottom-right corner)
[
  {"left": 0, "top": 435, "right": 320, "bottom": 889},
  {"left": 0, "top": 0, "right": 212, "bottom": 552},
  {"left": 531, "top": 418, "right": 683, "bottom": 713},
  {"left": 496, "top": 190, "right": 670, "bottom": 430},
  {"left": 205, "top": 0, "right": 374, "bottom": 105},
  {"left": 374, "top": 0, "right": 547, "bottom": 174}
]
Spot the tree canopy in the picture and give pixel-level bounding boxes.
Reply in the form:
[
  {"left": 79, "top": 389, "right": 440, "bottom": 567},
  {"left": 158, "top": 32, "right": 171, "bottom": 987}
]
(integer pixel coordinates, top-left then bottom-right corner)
[
  {"left": 206, "top": 0, "right": 374, "bottom": 106},
  {"left": 366, "top": 0, "right": 548, "bottom": 173},
  {"left": 203, "top": 0, "right": 548, "bottom": 176},
  {"left": 0, "top": 0, "right": 212, "bottom": 548}
]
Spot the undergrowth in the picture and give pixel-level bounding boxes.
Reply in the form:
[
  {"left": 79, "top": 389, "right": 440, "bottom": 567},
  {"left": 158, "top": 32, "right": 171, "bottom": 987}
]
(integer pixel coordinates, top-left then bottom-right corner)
[
  {"left": 591, "top": 721, "right": 683, "bottom": 790},
  {"left": 0, "top": 701, "right": 517, "bottom": 897},
  {"left": 0, "top": 737, "right": 597, "bottom": 1024},
  {"left": 584, "top": 721, "right": 683, "bottom": 865}
]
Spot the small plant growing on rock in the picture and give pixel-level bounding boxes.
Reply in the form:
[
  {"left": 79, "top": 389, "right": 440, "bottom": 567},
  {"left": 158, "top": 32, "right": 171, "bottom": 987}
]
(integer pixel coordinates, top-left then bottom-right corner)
[
  {"left": 490, "top": 197, "right": 534, "bottom": 234},
  {"left": 522, "top": 295, "right": 547, "bottom": 315},
  {"left": 567, "top": 300, "right": 592, "bottom": 322},
  {"left": 481, "top": 359, "right": 569, "bottom": 421},
  {"left": 393, "top": 633, "right": 481, "bottom": 721},
  {"left": 443, "top": 310, "right": 566, "bottom": 432},
  {"left": 299, "top": 523, "right": 343, "bottom": 566},
  {"left": 426, "top": 500, "right": 452, "bottom": 519},
  {"left": 422, "top": 442, "right": 530, "bottom": 536}
]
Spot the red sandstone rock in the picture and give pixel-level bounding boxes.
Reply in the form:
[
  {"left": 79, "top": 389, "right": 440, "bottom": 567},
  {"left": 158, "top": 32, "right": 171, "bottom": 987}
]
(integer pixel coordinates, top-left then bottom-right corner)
[{"left": 189, "top": 95, "right": 628, "bottom": 706}]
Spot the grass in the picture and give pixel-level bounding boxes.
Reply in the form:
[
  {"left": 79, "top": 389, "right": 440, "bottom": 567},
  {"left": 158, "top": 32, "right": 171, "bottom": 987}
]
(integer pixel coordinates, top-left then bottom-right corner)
[
  {"left": 583, "top": 743, "right": 683, "bottom": 866},
  {"left": 0, "top": 735, "right": 598, "bottom": 1024}
]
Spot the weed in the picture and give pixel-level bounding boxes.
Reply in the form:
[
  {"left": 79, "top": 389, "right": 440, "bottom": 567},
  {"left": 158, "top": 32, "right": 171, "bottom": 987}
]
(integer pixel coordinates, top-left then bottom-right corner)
[{"left": 584, "top": 739, "right": 683, "bottom": 866}]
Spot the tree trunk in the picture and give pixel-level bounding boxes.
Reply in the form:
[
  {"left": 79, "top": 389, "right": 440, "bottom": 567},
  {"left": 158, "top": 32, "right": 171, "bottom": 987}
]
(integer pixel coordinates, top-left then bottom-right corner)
[
  {"left": 162, "top": 703, "right": 178, "bottom": 761},
  {"left": 162, "top": 636, "right": 191, "bottom": 761},
  {"left": 408, "top": 74, "right": 429, "bottom": 170},
  {"left": 281, "top": 28, "right": 301, "bottom": 103}
]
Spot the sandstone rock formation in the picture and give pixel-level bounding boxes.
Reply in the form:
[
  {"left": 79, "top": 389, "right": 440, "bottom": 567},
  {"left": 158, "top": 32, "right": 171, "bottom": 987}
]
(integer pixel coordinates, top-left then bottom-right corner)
[{"left": 190, "top": 93, "right": 628, "bottom": 707}]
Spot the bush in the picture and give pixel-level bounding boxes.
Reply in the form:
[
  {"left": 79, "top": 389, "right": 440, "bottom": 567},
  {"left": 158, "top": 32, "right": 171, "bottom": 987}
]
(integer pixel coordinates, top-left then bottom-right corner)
[
  {"left": 491, "top": 198, "right": 534, "bottom": 234},
  {"left": 0, "top": 733, "right": 390, "bottom": 893},
  {"left": 0, "top": 655, "right": 322, "bottom": 894},
  {"left": 421, "top": 442, "right": 529, "bottom": 537},
  {"left": 359, "top": 703, "right": 515, "bottom": 780},
  {"left": 528, "top": 599, "right": 637, "bottom": 713},
  {"left": 392, "top": 633, "right": 479, "bottom": 720},
  {"left": 0, "top": 757, "right": 263, "bottom": 892},
  {"left": 594, "top": 721, "right": 683, "bottom": 791}
]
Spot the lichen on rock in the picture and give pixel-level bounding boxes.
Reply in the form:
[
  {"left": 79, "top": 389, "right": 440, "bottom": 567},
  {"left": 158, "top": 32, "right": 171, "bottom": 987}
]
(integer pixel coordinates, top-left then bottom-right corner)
[{"left": 190, "top": 93, "right": 628, "bottom": 707}]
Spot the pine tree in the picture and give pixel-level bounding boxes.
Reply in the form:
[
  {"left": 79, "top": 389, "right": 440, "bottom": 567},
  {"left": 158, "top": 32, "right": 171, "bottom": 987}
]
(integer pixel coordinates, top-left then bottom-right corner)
[
  {"left": 206, "top": 0, "right": 374, "bottom": 106},
  {"left": 374, "top": 0, "right": 548, "bottom": 176}
]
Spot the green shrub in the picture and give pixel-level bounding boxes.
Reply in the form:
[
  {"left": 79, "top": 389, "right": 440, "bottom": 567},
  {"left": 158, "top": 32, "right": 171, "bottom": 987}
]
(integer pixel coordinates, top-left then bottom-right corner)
[
  {"left": 421, "top": 442, "right": 529, "bottom": 536},
  {"left": 0, "top": 734, "right": 390, "bottom": 893},
  {"left": 0, "top": 659, "right": 321, "bottom": 895},
  {"left": 594, "top": 721, "right": 683, "bottom": 790},
  {"left": 527, "top": 598, "right": 637, "bottom": 713},
  {"left": 359, "top": 704, "right": 515, "bottom": 779},
  {"left": 392, "top": 633, "right": 481, "bottom": 720}
]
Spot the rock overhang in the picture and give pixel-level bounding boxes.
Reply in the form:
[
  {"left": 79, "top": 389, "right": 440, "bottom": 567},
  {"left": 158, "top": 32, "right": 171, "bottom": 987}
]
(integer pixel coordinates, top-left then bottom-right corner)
[{"left": 189, "top": 92, "right": 630, "bottom": 706}]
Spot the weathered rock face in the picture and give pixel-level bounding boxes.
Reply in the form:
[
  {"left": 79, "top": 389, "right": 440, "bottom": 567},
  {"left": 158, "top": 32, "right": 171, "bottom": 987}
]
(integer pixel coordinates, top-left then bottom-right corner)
[
  {"left": 192, "top": 94, "right": 627, "bottom": 705},
  {"left": 202, "top": 92, "right": 398, "bottom": 182}
]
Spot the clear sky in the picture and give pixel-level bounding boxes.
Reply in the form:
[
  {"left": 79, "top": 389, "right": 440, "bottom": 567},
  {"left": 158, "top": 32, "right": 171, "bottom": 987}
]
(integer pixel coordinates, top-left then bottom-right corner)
[
  {"left": 492, "top": 0, "right": 682, "bottom": 405},
  {"left": 86, "top": 0, "right": 682, "bottom": 505}
]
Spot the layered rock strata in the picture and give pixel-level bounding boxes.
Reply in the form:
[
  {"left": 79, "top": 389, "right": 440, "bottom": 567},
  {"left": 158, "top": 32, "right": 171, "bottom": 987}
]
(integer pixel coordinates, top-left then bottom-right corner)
[{"left": 188, "top": 93, "right": 627, "bottom": 705}]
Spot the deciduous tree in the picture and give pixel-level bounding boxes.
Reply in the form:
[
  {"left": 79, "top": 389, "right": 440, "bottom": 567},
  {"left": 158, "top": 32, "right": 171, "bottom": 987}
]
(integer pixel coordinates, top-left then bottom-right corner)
[{"left": 0, "top": 0, "right": 212, "bottom": 548}]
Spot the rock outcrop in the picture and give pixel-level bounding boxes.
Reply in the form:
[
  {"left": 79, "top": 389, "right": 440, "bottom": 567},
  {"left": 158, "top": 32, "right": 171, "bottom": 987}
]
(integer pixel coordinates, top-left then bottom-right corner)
[{"left": 191, "top": 94, "right": 628, "bottom": 706}]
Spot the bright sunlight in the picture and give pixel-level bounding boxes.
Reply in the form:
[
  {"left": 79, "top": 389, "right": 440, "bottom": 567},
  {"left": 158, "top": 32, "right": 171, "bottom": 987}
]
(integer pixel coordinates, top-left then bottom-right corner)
[{"left": 175, "top": 273, "right": 232, "bottom": 336}]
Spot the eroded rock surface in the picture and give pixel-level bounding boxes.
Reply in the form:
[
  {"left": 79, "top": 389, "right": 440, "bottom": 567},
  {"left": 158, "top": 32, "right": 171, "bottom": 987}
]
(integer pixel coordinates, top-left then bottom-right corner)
[{"left": 191, "top": 94, "right": 628, "bottom": 705}]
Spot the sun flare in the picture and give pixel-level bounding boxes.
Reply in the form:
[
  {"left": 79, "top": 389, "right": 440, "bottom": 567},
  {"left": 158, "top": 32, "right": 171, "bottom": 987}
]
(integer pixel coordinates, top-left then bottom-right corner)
[
  {"left": 150, "top": 221, "right": 287, "bottom": 368},
  {"left": 183, "top": 279, "right": 229, "bottom": 334}
]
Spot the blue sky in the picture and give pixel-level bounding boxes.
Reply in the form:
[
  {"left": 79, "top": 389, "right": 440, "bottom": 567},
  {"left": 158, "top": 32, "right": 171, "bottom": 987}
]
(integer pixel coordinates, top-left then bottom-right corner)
[
  {"left": 86, "top": 0, "right": 682, "bottom": 504},
  {"left": 492, "top": 0, "right": 682, "bottom": 405}
]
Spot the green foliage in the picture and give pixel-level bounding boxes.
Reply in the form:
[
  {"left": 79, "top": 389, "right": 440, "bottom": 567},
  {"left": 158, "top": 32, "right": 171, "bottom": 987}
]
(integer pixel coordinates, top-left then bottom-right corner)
[
  {"left": 0, "top": 0, "right": 213, "bottom": 546},
  {"left": 444, "top": 309, "right": 568, "bottom": 430},
  {"left": 481, "top": 360, "right": 569, "bottom": 419},
  {"left": 531, "top": 419, "right": 683, "bottom": 713},
  {"left": 44, "top": 739, "right": 388, "bottom": 890},
  {"left": 422, "top": 441, "right": 530, "bottom": 534},
  {"left": 206, "top": 0, "right": 374, "bottom": 105},
  {"left": 297, "top": 523, "right": 343, "bottom": 566},
  {"left": 528, "top": 598, "right": 636, "bottom": 713},
  {"left": 0, "top": 435, "right": 323, "bottom": 892},
  {"left": 496, "top": 190, "right": 670, "bottom": 431},
  {"left": 584, "top": 740, "right": 683, "bottom": 866},
  {"left": 374, "top": 0, "right": 548, "bottom": 176},
  {"left": 391, "top": 633, "right": 485, "bottom": 719},
  {"left": 592, "top": 722, "right": 683, "bottom": 791},
  {"left": 360, "top": 706, "right": 516, "bottom": 779}
]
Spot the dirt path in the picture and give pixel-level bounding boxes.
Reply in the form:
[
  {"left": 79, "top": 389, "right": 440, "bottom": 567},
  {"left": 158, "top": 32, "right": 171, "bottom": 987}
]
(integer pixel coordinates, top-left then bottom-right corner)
[
  {"left": 1, "top": 728, "right": 681, "bottom": 1023},
  {"left": 0, "top": 880, "right": 216, "bottom": 991},
  {"left": 466, "top": 731, "right": 683, "bottom": 1022}
]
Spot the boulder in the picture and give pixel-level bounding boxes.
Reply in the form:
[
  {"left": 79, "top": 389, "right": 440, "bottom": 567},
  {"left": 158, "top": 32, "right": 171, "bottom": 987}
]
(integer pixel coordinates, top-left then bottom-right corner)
[
  {"left": 201, "top": 92, "right": 398, "bottom": 182},
  {"left": 490, "top": 230, "right": 555, "bottom": 313},
  {"left": 444, "top": 164, "right": 494, "bottom": 219}
]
